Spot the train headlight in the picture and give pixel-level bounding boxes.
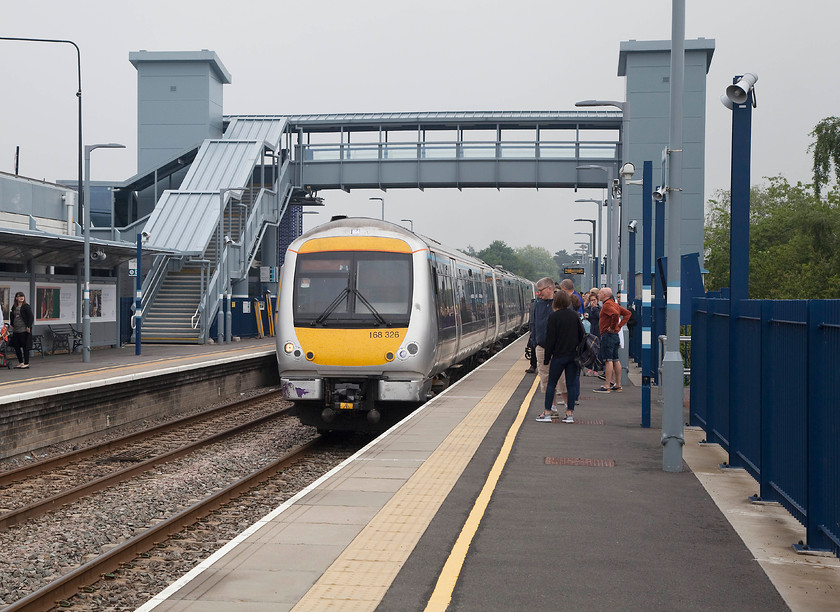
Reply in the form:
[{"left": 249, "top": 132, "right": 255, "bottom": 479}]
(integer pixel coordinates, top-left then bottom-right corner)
[
  {"left": 284, "top": 342, "right": 295, "bottom": 354},
  {"left": 406, "top": 342, "right": 419, "bottom": 355},
  {"left": 397, "top": 348, "right": 408, "bottom": 360},
  {"left": 385, "top": 352, "right": 395, "bottom": 361},
  {"left": 305, "top": 351, "right": 315, "bottom": 361}
]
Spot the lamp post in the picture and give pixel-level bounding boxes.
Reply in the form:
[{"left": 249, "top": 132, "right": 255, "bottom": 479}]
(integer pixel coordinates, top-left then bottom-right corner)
[
  {"left": 83, "top": 143, "right": 125, "bottom": 363},
  {"left": 574, "top": 219, "right": 596, "bottom": 287},
  {"left": 218, "top": 188, "right": 243, "bottom": 345},
  {"left": 575, "top": 231, "right": 594, "bottom": 288},
  {"left": 401, "top": 218, "right": 414, "bottom": 232},
  {"left": 369, "top": 197, "right": 385, "bottom": 220},
  {"left": 576, "top": 98, "right": 631, "bottom": 290},
  {"left": 574, "top": 200, "right": 604, "bottom": 286},
  {"left": 576, "top": 165, "right": 616, "bottom": 290},
  {"left": 0, "top": 37, "right": 83, "bottom": 226}
]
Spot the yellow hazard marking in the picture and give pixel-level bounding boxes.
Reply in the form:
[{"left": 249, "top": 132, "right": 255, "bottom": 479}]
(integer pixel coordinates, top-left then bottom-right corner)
[{"left": 424, "top": 375, "right": 539, "bottom": 611}]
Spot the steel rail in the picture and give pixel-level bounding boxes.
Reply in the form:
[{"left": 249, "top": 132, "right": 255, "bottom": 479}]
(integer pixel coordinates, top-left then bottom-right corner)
[
  {"left": 0, "top": 389, "right": 284, "bottom": 486},
  {"left": 3, "top": 437, "right": 322, "bottom": 612},
  {"left": 0, "top": 405, "right": 292, "bottom": 530}
]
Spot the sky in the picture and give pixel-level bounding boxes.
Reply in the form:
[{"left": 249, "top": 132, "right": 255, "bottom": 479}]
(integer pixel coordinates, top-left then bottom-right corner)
[{"left": 2, "top": 1, "right": 838, "bottom": 257}]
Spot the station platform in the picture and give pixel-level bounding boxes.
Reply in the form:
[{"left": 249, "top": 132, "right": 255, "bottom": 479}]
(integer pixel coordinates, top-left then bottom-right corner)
[
  {"left": 0, "top": 337, "right": 276, "bottom": 403},
  {"left": 133, "top": 336, "right": 840, "bottom": 612}
]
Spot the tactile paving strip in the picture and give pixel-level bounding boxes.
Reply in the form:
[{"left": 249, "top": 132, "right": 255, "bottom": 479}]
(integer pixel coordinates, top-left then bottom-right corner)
[{"left": 292, "top": 357, "right": 527, "bottom": 611}]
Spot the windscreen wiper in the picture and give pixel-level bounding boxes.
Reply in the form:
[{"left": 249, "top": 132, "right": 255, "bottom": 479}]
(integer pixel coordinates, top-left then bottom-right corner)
[
  {"left": 354, "top": 289, "right": 390, "bottom": 327},
  {"left": 313, "top": 287, "right": 350, "bottom": 326}
]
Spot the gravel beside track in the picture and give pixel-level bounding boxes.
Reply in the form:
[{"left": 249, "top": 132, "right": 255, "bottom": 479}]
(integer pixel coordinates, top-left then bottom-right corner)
[{"left": 0, "top": 386, "right": 368, "bottom": 610}]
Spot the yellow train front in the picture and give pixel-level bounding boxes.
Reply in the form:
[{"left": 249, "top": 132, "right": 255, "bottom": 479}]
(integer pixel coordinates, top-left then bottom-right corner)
[{"left": 276, "top": 217, "right": 532, "bottom": 431}]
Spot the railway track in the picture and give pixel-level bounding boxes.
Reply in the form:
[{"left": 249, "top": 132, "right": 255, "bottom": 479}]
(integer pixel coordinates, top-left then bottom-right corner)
[
  {"left": 4, "top": 437, "right": 325, "bottom": 612},
  {"left": 0, "top": 390, "right": 289, "bottom": 527}
]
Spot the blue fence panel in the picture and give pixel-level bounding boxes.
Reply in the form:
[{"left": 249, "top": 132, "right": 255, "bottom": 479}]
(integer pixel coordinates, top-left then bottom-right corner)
[
  {"left": 728, "top": 299, "right": 762, "bottom": 478},
  {"left": 689, "top": 297, "right": 708, "bottom": 428},
  {"left": 706, "top": 298, "right": 730, "bottom": 449},
  {"left": 807, "top": 300, "right": 840, "bottom": 555},
  {"left": 761, "top": 300, "right": 808, "bottom": 523}
]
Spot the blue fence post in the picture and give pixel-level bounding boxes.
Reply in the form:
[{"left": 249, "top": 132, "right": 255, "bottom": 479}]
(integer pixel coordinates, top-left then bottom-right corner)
[
  {"left": 802, "top": 299, "right": 837, "bottom": 555},
  {"left": 757, "top": 299, "right": 774, "bottom": 502},
  {"left": 641, "top": 161, "right": 653, "bottom": 427}
]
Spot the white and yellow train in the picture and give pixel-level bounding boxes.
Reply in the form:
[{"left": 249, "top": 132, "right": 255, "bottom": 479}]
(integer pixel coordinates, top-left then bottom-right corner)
[{"left": 275, "top": 217, "right": 533, "bottom": 431}]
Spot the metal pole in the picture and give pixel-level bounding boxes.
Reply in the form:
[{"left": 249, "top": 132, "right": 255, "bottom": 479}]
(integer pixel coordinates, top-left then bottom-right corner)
[
  {"left": 0, "top": 37, "right": 83, "bottom": 227},
  {"left": 641, "top": 160, "right": 653, "bottom": 428},
  {"left": 83, "top": 146, "right": 91, "bottom": 363},
  {"left": 217, "top": 189, "right": 226, "bottom": 344},
  {"left": 727, "top": 76, "right": 755, "bottom": 468},
  {"left": 662, "top": 0, "right": 686, "bottom": 472},
  {"left": 135, "top": 233, "right": 142, "bottom": 355}
]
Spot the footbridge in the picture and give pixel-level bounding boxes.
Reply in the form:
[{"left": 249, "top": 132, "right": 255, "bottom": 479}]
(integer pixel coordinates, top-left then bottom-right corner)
[{"left": 134, "top": 110, "right": 623, "bottom": 343}]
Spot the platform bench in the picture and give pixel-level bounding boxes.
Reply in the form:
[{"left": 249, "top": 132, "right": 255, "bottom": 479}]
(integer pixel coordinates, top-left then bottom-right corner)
[{"left": 48, "top": 325, "right": 83, "bottom": 355}]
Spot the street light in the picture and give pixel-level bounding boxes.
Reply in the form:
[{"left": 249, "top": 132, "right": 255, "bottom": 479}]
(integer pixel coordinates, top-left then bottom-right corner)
[
  {"left": 0, "top": 37, "right": 83, "bottom": 226},
  {"left": 576, "top": 165, "right": 616, "bottom": 290},
  {"left": 369, "top": 196, "right": 385, "bottom": 220},
  {"left": 574, "top": 219, "right": 596, "bottom": 287},
  {"left": 575, "top": 231, "right": 593, "bottom": 287},
  {"left": 576, "top": 98, "right": 632, "bottom": 296},
  {"left": 83, "top": 143, "right": 125, "bottom": 363},
  {"left": 401, "top": 218, "right": 414, "bottom": 232},
  {"left": 574, "top": 201, "right": 603, "bottom": 286}
]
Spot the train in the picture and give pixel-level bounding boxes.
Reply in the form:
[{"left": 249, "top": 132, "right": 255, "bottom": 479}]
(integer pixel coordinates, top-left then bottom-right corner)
[{"left": 275, "top": 217, "right": 534, "bottom": 431}]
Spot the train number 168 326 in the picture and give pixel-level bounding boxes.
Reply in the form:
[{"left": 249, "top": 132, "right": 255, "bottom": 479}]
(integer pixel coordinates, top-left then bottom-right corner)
[{"left": 369, "top": 330, "right": 400, "bottom": 338}]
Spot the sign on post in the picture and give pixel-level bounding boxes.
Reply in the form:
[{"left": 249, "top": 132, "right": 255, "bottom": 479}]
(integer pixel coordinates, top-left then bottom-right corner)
[
  {"left": 563, "top": 267, "right": 585, "bottom": 275},
  {"left": 128, "top": 258, "right": 138, "bottom": 277}
]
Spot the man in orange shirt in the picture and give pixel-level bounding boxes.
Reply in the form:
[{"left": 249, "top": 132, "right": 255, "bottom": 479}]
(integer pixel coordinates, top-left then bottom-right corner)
[{"left": 594, "top": 287, "right": 632, "bottom": 392}]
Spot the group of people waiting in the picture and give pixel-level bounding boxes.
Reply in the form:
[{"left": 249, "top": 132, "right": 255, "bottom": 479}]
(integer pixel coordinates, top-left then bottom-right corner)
[
  {"left": 526, "top": 278, "right": 632, "bottom": 423},
  {"left": 1, "top": 292, "right": 35, "bottom": 369}
]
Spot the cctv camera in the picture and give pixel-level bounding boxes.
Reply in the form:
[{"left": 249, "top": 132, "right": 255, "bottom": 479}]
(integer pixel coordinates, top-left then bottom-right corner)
[
  {"left": 628, "top": 220, "right": 638, "bottom": 231},
  {"left": 90, "top": 250, "right": 107, "bottom": 261},
  {"left": 725, "top": 72, "right": 758, "bottom": 105},
  {"left": 224, "top": 235, "right": 234, "bottom": 245},
  {"left": 653, "top": 186, "right": 667, "bottom": 202},
  {"left": 619, "top": 162, "right": 636, "bottom": 179},
  {"left": 141, "top": 231, "right": 150, "bottom": 240}
]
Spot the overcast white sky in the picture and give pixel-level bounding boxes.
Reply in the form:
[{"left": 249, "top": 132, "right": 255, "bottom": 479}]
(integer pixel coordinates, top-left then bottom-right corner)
[{"left": 2, "top": 1, "right": 837, "bottom": 256}]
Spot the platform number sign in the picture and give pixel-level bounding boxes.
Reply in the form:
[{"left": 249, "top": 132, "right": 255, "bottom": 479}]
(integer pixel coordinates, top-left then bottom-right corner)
[{"left": 128, "top": 258, "right": 138, "bottom": 277}]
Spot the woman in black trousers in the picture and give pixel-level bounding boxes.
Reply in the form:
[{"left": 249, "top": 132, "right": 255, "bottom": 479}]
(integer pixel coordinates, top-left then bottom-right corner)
[{"left": 10, "top": 291, "right": 34, "bottom": 369}]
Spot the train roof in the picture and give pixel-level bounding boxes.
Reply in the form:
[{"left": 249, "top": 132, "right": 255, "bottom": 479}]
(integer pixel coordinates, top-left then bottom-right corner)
[{"left": 289, "top": 217, "right": 531, "bottom": 284}]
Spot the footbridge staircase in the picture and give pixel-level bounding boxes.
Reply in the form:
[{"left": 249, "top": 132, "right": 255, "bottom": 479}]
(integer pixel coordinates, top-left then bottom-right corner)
[{"left": 138, "top": 116, "right": 293, "bottom": 343}]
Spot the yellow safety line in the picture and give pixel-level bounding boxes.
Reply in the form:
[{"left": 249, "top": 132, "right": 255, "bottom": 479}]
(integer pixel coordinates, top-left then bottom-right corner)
[
  {"left": 291, "top": 352, "right": 531, "bottom": 611},
  {"left": 425, "top": 375, "right": 539, "bottom": 612}
]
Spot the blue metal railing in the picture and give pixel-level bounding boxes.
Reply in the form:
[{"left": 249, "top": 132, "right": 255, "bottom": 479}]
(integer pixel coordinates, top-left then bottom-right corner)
[{"left": 691, "top": 296, "right": 840, "bottom": 557}]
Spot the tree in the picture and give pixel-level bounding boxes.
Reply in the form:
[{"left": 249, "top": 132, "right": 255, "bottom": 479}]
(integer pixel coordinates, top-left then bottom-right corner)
[
  {"left": 552, "top": 249, "right": 577, "bottom": 281},
  {"left": 809, "top": 116, "right": 840, "bottom": 197},
  {"left": 704, "top": 176, "right": 840, "bottom": 298},
  {"left": 477, "top": 240, "right": 534, "bottom": 279},
  {"left": 515, "top": 245, "right": 557, "bottom": 281}
]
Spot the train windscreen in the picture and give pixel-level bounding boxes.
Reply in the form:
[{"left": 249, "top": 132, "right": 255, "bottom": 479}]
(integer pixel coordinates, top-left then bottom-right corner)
[{"left": 293, "top": 251, "right": 412, "bottom": 327}]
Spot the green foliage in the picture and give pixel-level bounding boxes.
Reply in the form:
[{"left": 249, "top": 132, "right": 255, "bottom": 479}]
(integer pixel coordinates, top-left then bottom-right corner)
[
  {"left": 515, "top": 245, "right": 557, "bottom": 281},
  {"left": 476, "top": 240, "right": 535, "bottom": 279},
  {"left": 704, "top": 176, "right": 840, "bottom": 298},
  {"left": 809, "top": 116, "right": 840, "bottom": 198}
]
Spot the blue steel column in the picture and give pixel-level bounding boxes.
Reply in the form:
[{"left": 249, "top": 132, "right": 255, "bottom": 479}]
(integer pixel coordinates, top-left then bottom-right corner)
[
  {"left": 641, "top": 161, "right": 653, "bottom": 428},
  {"left": 135, "top": 234, "right": 142, "bottom": 355},
  {"left": 727, "top": 77, "right": 753, "bottom": 467}
]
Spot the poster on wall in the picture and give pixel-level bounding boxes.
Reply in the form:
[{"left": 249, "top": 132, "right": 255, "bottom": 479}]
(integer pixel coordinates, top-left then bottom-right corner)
[
  {"left": 0, "top": 286, "right": 9, "bottom": 320},
  {"left": 36, "top": 287, "right": 61, "bottom": 320},
  {"left": 89, "top": 289, "right": 102, "bottom": 318}
]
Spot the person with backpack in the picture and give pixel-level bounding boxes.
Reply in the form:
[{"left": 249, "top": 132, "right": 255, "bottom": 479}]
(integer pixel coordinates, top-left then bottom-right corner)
[{"left": 537, "top": 290, "right": 584, "bottom": 424}]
